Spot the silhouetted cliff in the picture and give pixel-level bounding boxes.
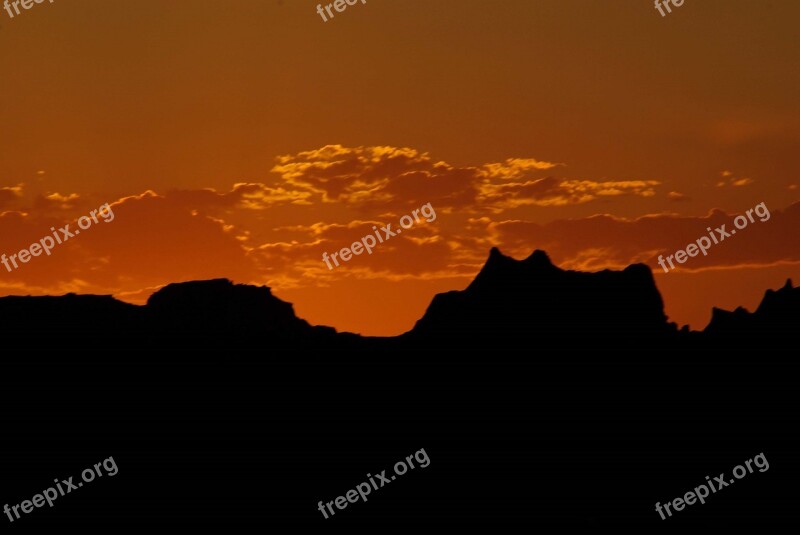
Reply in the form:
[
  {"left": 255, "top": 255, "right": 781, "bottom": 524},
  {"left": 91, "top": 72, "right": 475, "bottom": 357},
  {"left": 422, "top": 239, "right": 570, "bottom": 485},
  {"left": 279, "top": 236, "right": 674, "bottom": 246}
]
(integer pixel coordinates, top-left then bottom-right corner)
[
  {"left": 702, "top": 278, "right": 798, "bottom": 351},
  {"left": 0, "top": 249, "right": 796, "bottom": 359},
  {"left": 407, "top": 248, "right": 677, "bottom": 349}
]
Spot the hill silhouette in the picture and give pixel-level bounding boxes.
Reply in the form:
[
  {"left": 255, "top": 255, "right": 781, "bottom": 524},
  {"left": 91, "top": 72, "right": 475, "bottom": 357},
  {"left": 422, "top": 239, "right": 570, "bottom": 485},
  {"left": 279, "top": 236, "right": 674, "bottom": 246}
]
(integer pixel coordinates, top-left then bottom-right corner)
[
  {"left": 703, "top": 277, "right": 798, "bottom": 349},
  {"left": 406, "top": 248, "right": 677, "bottom": 348},
  {"left": 0, "top": 247, "right": 796, "bottom": 358}
]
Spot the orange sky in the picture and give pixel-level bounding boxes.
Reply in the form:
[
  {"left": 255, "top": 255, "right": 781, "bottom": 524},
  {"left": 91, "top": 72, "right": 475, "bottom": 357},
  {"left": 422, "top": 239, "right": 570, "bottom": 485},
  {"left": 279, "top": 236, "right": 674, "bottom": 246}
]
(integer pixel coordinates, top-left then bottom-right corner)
[{"left": 1, "top": 0, "right": 798, "bottom": 335}]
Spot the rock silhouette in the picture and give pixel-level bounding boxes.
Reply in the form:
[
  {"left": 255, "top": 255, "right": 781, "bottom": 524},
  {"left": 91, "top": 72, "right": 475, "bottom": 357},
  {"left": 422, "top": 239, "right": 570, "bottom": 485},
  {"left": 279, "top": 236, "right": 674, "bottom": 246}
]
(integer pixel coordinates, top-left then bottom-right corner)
[
  {"left": 407, "top": 248, "right": 677, "bottom": 349},
  {"left": 0, "top": 248, "right": 796, "bottom": 358},
  {"left": 704, "top": 278, "right": 798, "bottom": 349}
]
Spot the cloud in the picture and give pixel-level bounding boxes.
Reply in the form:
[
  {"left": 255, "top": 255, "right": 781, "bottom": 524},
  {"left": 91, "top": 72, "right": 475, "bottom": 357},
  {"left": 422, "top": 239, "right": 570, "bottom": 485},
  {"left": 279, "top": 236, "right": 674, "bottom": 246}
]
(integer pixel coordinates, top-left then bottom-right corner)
[
  {"left": 477, "top": 177, "right": 659, "bottom": 210},
  {"left": 270, "top": 144, "right": 659, "bottom": 213},
  {"left": 271, "top": 145, "right": 435, "bottom": 208},
  {"left": 478, "top": 201, "right": 800, "bottom": 272},
  {"left": 668, "top": 191, "right": 690, "bottom": 202},
  {"left": 167, "top": 182, "right": 313, "bottom": 211},
  {"left": 251, "top": 217, "right": 457, "bottom": 289},
  {"left": 40, "top": 192, "right": 82, "bottom": 210},
  {"left": 716, "top": 171, "right": 755, "bottom": 188},
  {"left": 1, "top": 183, "right": 85, "bottom": 214},
  {"left": 481, "top": 158, "right": 562, "bottom": 179},
  {"left": 0, "top": 190, "right": 261, "bottom": 297},
  {"left": 0, "top": 184, "right": 24, "bottom": 210}
]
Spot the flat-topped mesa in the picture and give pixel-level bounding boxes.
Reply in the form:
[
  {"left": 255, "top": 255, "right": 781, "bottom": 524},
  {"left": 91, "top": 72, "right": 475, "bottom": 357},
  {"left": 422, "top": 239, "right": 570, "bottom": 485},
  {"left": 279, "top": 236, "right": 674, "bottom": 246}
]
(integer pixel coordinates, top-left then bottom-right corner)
[{"left": 146, "top": 279, "right": 315, "bottom": 335}]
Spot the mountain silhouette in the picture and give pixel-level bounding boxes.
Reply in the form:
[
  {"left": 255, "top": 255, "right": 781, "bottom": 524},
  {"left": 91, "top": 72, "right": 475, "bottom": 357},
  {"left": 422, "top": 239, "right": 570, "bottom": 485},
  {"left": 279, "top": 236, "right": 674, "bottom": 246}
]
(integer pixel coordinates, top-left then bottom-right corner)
[
  {"left": 406, "top": 248, "right": 677, "bottom": 349},
  {"left": 0, "top": 248, "right": 796, "bottom": 358},
  {"left": 701, "top": 277, "right": 798, "bottom": 351}
]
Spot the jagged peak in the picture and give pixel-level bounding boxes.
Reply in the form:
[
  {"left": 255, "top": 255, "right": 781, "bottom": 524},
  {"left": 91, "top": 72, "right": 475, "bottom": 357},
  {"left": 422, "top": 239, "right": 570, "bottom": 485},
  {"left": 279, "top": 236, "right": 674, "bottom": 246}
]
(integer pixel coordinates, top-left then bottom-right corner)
[
  {"left": 487, "top": 246, "right": 509, "bottom": 261},
  {"left": 524, "top": 249, "right": 553, "bottom": 267},
  {"left": 475, "top": 248, "right": 560, "bottom": 286},
  {"left": 481, "top": 247, "right": 516, "bottom": 270},
  {"left": 484, "top": 247, "right": 557, "bottom": 270}
]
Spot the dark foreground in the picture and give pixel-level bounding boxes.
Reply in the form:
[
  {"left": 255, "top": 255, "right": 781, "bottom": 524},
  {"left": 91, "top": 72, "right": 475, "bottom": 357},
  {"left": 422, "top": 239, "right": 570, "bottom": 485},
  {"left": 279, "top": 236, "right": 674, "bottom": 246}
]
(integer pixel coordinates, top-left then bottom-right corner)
[
  {"left": 2, "top": 251, "right": 798, "bottom": 531},
  {"left": 2, "top": 359, "right": 798, "bottom": 532}
]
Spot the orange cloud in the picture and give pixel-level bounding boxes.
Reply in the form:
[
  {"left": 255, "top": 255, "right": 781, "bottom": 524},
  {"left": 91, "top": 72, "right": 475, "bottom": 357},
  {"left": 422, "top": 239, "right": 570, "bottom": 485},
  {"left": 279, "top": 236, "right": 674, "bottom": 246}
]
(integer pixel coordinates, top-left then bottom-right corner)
[
  {"left": 715, "top": 171, "right": 755, "bottom": 188},
  {"left": 270, "top": 145, "right": 659, "bottom": 213},
  {"left": 0, "top": 184, "right": 24, "bottom": 209},
  {"left": 1, "top": 145, "right": 794, "bottom": 336},
  {"left": 668, "top": 191, "right": 690, "bottom": 202},
  {"left": 477, "top": 177, "right": 660, "bottom": 210},
  {"left": 481, "top": 202, "right": 800, "bottom": 272},
  {"left": 0, "top": 191, "right": 261, "bottom": 299}
]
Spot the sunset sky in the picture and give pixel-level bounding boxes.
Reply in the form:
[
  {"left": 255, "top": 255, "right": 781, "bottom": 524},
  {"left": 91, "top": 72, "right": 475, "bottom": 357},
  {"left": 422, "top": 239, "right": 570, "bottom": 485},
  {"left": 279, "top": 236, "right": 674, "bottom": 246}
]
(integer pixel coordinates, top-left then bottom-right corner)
[{"left": 1, "top": 0, "right": 798, "bottom": 335}]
